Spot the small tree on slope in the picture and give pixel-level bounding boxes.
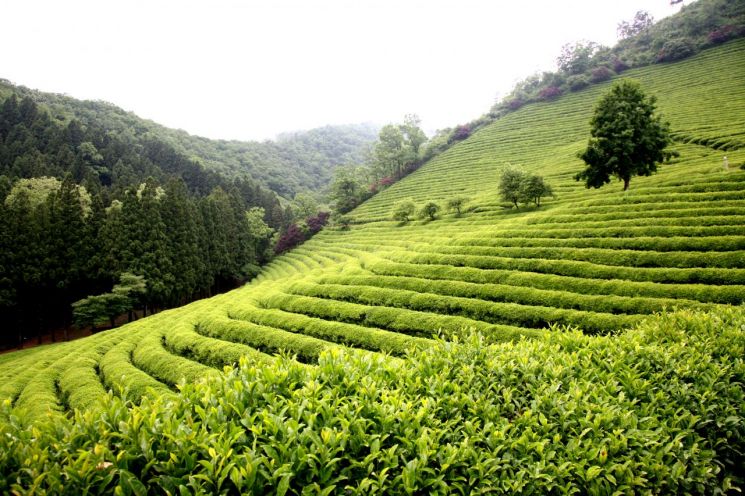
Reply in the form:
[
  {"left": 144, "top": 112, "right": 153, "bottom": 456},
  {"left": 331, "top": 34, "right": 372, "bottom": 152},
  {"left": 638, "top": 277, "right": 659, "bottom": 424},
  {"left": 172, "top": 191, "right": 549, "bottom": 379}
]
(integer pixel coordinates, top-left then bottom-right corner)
[{"left": 575, "top": 79, "right": 675, "bottom": 191}]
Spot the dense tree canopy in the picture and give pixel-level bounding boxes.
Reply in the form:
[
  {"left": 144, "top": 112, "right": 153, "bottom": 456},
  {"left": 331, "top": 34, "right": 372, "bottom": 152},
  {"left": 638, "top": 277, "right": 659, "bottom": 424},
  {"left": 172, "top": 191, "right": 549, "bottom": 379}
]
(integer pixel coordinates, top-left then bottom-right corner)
[
  {"left": 0, "top": 94, "right": 281, "bottom": 348},
  {"left": 575, "top": 80, "right": 674, "bottom": 191},
  {"left": 617, "top": 10, "right": 655, "bottom": 40},
  {"left": 1, "top": 79, "right": 379, "bottom": 200}
]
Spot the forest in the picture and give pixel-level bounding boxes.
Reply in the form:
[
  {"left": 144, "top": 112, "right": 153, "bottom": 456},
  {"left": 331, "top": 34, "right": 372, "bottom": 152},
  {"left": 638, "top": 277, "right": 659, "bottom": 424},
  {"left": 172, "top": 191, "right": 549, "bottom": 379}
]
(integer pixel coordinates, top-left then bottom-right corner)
[
  {"left": 0, "top": 79, "right": 379, "bottom": 200},
  {"left": 0, "top": 94, "right": 291, "bottom": 349}
]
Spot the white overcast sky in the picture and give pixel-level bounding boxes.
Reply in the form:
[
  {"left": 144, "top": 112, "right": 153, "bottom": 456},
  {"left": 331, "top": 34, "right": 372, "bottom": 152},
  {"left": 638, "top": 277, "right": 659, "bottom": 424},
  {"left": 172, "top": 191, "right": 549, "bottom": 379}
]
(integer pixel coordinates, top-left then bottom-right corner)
[{"left": 2, "top": 0, "right": 686, "bottom": 141}]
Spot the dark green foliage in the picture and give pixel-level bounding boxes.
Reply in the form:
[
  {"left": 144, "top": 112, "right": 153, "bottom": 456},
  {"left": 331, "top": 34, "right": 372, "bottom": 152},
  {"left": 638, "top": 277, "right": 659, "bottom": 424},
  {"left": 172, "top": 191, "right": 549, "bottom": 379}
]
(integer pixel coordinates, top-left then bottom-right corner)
[
  {"left": 0, "top": 93, "right": 289, "bottom": 347},
  {"left": 499, "top": 169, "right": 554, "bottom": 208},
  {"left": 576, "top": 80, "right": 674, "bottom": 191},
  {"left": 72, "top": 273, "right": 147, "bottom": 330},
  {"left": 0, "top": 308, "right": 743, "bottom": 494},
  {"left": 657, "top": 38, "right": 697, "bottom": 62},
  {"left": 329, "top": 166, "right": 367, "bottom": 214},
  {"left": 498, "top": 168, "right": 525, "bottom": 208},
  {"left": 519, "top": 174, "right": 554, "bottom": 207},
  {"left": 418, "top": 201, "right": 441, "bottom": 221},
  {"left": 0, "top": 81, "right": 378, "bottom": 199}
]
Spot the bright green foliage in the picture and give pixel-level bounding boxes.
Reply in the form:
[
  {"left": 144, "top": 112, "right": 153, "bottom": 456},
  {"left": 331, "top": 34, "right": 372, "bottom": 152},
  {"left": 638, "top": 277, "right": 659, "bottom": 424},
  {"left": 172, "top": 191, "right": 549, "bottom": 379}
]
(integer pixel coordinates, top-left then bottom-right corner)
[
  {"left": 291, "top": 192, "right": 319, "bottom": 219},
  {"left": 0, "top": 307, "right": 743, "bottom": 494},
  {"left": 418, "top": 201, "right": 441, "bottom": 221},
  {"left": 576, "top": 79, "right": 674, "bottom": 191},
  {"left": 519, "top": 174, "right": 554, "bottom": 206},
  {"left": 0, "top": 39, "right": 744, "bottom": 493},
  {"left": 391, "top": 199, "right": 416, "bottom": 223},
  {"left": 446, "top": 197, "right": 468, "bottom": 216},
  {"left": 498, "top": 167, "right": 526, "bottom": 208},
  {"left": 498, "top": 169, "right": 553, "bottom": 208},
  {"left": 4, "top": 176, "right": 91, "bottom": 215}
]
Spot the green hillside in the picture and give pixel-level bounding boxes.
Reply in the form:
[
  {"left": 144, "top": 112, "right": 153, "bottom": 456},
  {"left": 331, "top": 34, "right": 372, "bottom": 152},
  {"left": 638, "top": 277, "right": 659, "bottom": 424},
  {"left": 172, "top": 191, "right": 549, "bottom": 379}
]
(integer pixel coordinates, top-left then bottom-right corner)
[
  {"left": 2, "top": 33, "right": 744, "bottom": 422},
  {"left": 0, "top": 80, "right": 378, "bottom": 199},
  {"left": 1, "top": 39, "right": 745, "bottom": 493}
]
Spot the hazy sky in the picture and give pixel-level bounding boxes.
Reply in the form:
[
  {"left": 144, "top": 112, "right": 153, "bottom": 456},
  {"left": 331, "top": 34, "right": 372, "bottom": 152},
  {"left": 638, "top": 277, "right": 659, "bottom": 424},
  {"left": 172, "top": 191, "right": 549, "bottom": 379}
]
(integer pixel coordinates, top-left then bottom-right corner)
[{"left": 3, "top": 0, "right": 686, "bottom": 141}]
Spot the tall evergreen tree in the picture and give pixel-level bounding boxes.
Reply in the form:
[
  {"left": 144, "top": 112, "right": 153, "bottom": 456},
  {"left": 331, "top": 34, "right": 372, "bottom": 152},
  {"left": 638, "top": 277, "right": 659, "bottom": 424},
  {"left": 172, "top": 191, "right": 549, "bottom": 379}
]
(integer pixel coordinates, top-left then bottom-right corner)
[{"left": 162, "top": 178, "right": 205, "bottom": 305}]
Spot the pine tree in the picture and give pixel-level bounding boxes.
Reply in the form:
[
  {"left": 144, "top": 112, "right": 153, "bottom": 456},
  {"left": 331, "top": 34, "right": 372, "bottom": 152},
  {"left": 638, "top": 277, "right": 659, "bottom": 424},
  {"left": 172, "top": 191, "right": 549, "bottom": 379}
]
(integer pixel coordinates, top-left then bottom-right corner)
[{"left": 162, "top": 178, "right": 205, "bottom": 305}]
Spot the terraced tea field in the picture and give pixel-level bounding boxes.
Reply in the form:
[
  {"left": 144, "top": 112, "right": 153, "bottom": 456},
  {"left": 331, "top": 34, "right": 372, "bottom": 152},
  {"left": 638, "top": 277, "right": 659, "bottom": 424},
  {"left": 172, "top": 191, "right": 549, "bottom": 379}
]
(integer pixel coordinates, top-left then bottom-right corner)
[{"left": 2, "top": 40, "right": 745, "bottom": 424}]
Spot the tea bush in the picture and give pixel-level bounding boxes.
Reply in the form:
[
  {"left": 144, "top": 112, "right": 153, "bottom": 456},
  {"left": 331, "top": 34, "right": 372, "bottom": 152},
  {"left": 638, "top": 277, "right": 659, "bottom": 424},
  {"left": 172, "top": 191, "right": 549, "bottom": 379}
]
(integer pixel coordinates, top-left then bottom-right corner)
[{"left": 0, "top": 307, "right": 743, "bottom": 494}]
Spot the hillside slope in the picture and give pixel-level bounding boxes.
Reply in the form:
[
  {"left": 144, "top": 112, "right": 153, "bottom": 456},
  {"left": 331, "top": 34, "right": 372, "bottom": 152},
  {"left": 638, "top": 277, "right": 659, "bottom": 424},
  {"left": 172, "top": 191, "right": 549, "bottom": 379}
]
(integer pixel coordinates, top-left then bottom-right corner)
[
  {"left": 1, "top": 40, "right": 744, "bottom": 422},
  {"left": 0, "top": 80, "right": 378, "bottom": 198}
]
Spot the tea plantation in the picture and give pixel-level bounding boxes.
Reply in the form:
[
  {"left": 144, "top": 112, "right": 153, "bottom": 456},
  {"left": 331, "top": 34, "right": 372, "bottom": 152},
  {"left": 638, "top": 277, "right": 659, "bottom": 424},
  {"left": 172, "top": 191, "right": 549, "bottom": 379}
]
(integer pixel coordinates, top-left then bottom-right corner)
[{"left": 1, "top": 40, "right": 744, "bottom": 493}]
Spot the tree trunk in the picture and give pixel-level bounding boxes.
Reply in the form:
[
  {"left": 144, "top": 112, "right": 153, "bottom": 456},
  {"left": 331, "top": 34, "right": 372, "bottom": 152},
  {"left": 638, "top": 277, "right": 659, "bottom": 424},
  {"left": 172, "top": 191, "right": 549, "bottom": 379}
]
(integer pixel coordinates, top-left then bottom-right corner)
[
  {"left": 110, "top": 316, "right": 116, "bottom": 329},
  {"left": 623, "top": 177, "right": 630, "bottom": 191},
  {"left": 63, "top": 327, "right": 69, "bottom": 341}
]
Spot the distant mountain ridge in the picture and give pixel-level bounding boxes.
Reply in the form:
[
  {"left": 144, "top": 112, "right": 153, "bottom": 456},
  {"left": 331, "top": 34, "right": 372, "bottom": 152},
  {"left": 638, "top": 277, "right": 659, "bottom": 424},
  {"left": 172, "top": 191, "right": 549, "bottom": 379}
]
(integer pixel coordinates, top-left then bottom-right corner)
[{"left": 0, "top": 80, "right": 378, "bottom": 199}]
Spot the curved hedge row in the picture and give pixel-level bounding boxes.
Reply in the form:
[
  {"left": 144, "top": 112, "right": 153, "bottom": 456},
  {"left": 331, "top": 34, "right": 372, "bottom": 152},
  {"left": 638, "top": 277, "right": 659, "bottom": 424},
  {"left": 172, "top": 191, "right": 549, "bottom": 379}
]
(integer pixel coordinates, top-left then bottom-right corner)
[
  {"left": 387, "top": 251, "right": 745, "bottom": 285},
  {"left": 1, "top": 307, "right": 742, "bottom": 494},
  {"left": 286, "top": 281, "right": 642, "bottom": 333},
  {"left": 367, "top": 259, "right": 744, "bottom": 304}
]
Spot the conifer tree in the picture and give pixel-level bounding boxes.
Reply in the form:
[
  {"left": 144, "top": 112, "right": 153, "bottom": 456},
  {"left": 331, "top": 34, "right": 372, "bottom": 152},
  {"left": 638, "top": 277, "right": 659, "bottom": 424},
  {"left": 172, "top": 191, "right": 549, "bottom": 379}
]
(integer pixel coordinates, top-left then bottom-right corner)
[{"left": 162, "top": 178, "right": 205, "bottom": 305}]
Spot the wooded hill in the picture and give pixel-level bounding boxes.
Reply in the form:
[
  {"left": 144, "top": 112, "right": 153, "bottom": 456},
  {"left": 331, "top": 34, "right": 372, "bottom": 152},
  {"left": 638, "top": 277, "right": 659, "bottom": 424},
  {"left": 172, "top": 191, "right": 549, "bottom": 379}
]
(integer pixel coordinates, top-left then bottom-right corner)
[
  {"left": 0, "top": 79, "right": 378, "bottom": 199},
  {"left": 0, "top": 81, "right": 373, "bottom": 346}
]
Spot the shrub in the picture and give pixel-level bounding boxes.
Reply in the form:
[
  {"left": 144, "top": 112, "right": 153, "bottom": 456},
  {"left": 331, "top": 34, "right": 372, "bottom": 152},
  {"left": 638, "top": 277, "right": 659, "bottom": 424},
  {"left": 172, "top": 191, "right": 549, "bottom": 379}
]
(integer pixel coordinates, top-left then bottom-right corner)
[
  {"left": 379, "top": 176, "right": 394, "bottom": 188},
  {"left": 656, "top": 38, "right": 696, "bottom": 62},
  {"left": 391, "top": 199, "right": 416, "bottom": 223},
  {"left": 567, "top": 75, "right": 590, "bottom": 92},
  {"left": 446, "top": 197, "right": 469, "bottom": 216},
  {"left": 305, "top": 211, "right": 330, "bottom": 235},
  {"left": 449, "top": 124, "right": 471, "bottom": 143},
  {"left": 0, "top": 308, "right": 743, "bottom": 494},
  {"left": 708, "top": 25, "right": 743, "bottom": 45},
  {"left": 418, "top": 202, "right": 441, "bottom": 221},
  {"left": 589, "top": 66, "right": 614, "bottom": 83},
  {"left": 274, "top": 223, "right": 306, "bottom": 254},
  {"left": 612, "top": 58, "right": 630, "bottom": 73},
  {"left": 538, "top": 86, "right": 563, "bottom": 100},
  {"left": 505, "top": 98, "right": 525, "bottom": 111},
  {"left": 334, "top": 214, "right": 351, "bottom": 230}
]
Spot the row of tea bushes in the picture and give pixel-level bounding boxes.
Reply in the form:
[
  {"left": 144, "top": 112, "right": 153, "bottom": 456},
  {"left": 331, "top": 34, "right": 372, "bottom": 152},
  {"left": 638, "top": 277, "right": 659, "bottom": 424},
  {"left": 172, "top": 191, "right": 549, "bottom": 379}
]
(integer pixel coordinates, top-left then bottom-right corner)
[{"left": 1, "top": 307, "right": 742, "bottom": 494}]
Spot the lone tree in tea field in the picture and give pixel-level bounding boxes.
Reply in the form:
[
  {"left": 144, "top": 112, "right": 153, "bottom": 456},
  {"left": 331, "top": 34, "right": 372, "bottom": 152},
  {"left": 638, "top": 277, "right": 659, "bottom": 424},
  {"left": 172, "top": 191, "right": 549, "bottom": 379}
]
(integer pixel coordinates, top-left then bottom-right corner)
[
  {"left": 499, "top": 168, "right": 554, "bottom": 208},
  {"left": 391, "top": 199, "right": 416, "bottom": 223},
  {"left": 575, "top": 79, "right": 674, "bottom": 191}
]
